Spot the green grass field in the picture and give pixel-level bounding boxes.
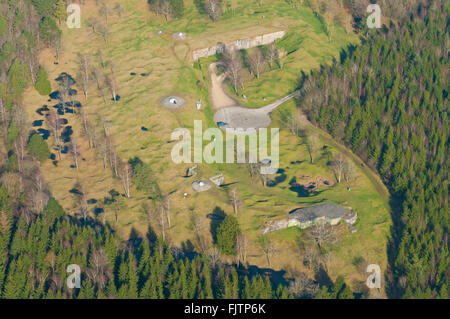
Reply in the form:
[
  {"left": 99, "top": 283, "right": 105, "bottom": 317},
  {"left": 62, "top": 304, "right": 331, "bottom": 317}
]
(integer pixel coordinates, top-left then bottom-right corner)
[{"left": 22, "top": 0, "right": 390, "bottom": 294}]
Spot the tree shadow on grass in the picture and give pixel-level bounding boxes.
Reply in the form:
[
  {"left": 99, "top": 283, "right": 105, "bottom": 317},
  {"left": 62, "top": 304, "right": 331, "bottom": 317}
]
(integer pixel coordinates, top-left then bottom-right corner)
[
  {"left": 209, "top": 207, "right": 226, "bottom": 244},
  {"left": 289, "top": 177, "right": 310, "bottom": 197},
  {"left": 314, "top": 264, "right": 333, "bottom": 288}
]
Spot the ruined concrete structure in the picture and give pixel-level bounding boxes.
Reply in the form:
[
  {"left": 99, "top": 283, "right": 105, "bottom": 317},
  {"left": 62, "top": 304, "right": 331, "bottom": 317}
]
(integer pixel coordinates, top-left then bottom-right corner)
[
  {"left": 262, "top": 203, "right": 358, "bottom": 234},
  {"left": 192, "top": 180, "right": 212, "bottom": 192},
  {"left": 192, "top": 31, "right": 286, "bottom": 61}
]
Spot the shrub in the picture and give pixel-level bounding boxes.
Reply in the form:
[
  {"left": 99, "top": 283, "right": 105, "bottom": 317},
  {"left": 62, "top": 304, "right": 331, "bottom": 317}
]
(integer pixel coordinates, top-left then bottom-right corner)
[
  {"left": 34, "top": 67, "right": 51, "bottom": 95},
  {"left": 38, "top": 17, "right": 61, "bottom": 46},
  {"left": 28, "top": 133, "right": 51, "bottom": 162}
]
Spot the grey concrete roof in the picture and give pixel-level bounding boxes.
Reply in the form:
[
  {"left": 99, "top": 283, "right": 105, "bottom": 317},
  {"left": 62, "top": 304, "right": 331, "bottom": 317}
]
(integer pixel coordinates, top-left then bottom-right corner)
[
  {"left": 160, "top": 96, "right": 186, "bottom": 109},
  {"left": 288, "top": 204, "right": 348, "bottom": 223},
  {"left": 192, "top": 180, "right": 212, "bottom": 192}
]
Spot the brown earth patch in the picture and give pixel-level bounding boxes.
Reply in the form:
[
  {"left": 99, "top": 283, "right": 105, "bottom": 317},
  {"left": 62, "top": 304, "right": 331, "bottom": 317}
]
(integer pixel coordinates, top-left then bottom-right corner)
[{"left": 300, "top": 176, "right": 335, "bottom": 192}]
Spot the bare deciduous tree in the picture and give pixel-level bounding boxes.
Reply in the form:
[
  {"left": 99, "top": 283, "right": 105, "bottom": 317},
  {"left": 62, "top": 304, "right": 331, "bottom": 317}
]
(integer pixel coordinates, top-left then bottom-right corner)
[
  {"left": 266, "top": 42, "right": 279, "bottom": 70},
  {"left": 86, "top": 17, "right": 99, "bottom": 33},
  {"left": 92, "top": 67, "right": 107, "bottom": 104},
  {"left": 118, "top": 162, "right": 132, "bottom": 198},
  {"left": 205, "top": 0, "right": 223, "bottom": 21},
  {"left": 159, "top": 0, "right": 173, "bottom": 22},
  {"left": 304, "top": 132, "right": 321, "bottom": 163},
  {"left": 107, "top": 138, "right": 119, "bottom": 177},
  {"left": 248, "top": 48, "right": 265, "bottom": 79},
  {"left": 228, "top": 186, "right": 241, "bottom": 215},
  {"left": 302, "top": 244, "right": 320, "bottom": 270},
  {"left": 1, "top": 172, "right": 23, "bottom": 202},
  {"left": 286, "top": 0, "right": 304, "bottom": 9},
  {"left": 147, "top": 199, "right": 168, "bottom": 241},
  {"left": 79, "top": 106, "right": 92, "bottom": 146},
  {"left": 115, "top": 3, "right": 126, "bottom": 17},
  {"left": 208, "top": 245, "right": 222, "bottom": 268},
  {"left": 13, "top": 132, "right": 26, "bottom": 172},
  {"left": 104, "top": 190, "right": 127, "bottom": 224},
  {"left": 77, "top": 53, "right": 90, "bottom": 103},
  {"left": 105, "top": 73, "right": 118, "bottom": 101},
  {"left": 307, "top": 220, "right": 339, "bottom": 249},
  {"left": 236, "top": 233, "right": 248, "bottom": 267},
  {"left": 188, "top": 210, "right": 209, "bottom": 253},
  {"left": 53, "top": 35, "right": 63, "bottom": 63},
  {"left": 330, "top": 152, "right": 346, "bottom": 183},
  {"left": 320, "top": 250, "right": 335, "bottom": 273},
  {"left": 92, "top": 67, "right": 104, "bottom": 90},
  {"left": 30, "top": 170, "right": 49, "bottom": 214},
  {"left": 258, "top": 165, "right": 270, "bottom": 187},
  {"left": 256, "top": 235, "right": 277, "bottom": 267},
  {"left": 245, "top": 162, "right": 268, "bottom": 187},
  {"left": 343, "top": 160, "right": 357, "bottom": 185},
  {"left": 162, "top": 194, "right": 171, "bottom": 228},
  {"left": 224, "top": 49, "right": 243, "bottom": 94},
  {"left": 30, "top": 187, "right": 49, "bottom": 215},
  {"left": 97, "top": 24, "right": 111, "bottom": 44},
  {"left": 289, "top": 273, "right": 319, "bottom": 298},
  {"left": 0, "top": 98, "right": 9, "bottom": 137},
  {"left": 47, "top": 110, "right": 62, "bottom": 160},
  {"left": 99, "top": 0, "right": 113, "bottom": 25},
  {"left": 87, "top": 248, "right": 111, "bottom": 290},
  {"left": 69, "top": 138, "right": 81, "bottom": 171},
  {"left": 245, "top": 162, "right": 259, "bottom": 179},
  {"left": 58, "top": 75, "right": 72, "bottom": 114},
  {"left": 73, "top": 182, "right": 89, "bottom": 221},
  {"left": 283, "top": 110, "right": 302, "bottom": 136},
  {"left": 96, "top": 49, "right": 106, "bottom": 69},
  {"left": 97, "top": 136, "right": 109, "bottom": 169},
  {"left": 321, "top": 0, "right": 340, "bottom": 42}
]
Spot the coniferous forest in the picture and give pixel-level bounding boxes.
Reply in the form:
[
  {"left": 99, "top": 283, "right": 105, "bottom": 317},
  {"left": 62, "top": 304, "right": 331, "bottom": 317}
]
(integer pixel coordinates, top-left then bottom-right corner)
[
  {"left": 298, "top": 0, "right": 449, "bottom": 298},
  {"left": 0, "top": 0, "right": 292, "bottom": 299},
  {"left": 0, "top": 0, "right": 448, "bottom": 299}
]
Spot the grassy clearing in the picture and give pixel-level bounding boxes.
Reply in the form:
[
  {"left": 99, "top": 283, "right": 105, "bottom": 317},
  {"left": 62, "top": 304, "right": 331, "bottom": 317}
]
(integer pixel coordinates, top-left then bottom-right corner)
[{"left": 21, "top": 0, "right": 390, "bottom": 293}]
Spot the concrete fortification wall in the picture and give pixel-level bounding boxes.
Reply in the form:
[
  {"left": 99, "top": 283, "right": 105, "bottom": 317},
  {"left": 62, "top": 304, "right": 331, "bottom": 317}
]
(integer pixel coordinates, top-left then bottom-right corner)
[{"left": 192, "top": 31, "right": 286, "bottom": 61}]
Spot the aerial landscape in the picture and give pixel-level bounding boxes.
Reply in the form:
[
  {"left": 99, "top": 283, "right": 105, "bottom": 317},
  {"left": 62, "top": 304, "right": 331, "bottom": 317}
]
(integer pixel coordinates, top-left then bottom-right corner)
[{"left": 0, "top": 0, "right": 447, "bottom": 303}]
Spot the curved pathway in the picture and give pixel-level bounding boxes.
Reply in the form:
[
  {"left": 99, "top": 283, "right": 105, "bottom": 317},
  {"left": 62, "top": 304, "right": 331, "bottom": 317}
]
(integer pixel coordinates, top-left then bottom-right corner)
[
  {"left": 209, "top": 63, "right": 238, "bottom": 109},
  {"left": 209, "top": 62, "right": 299, "bottom": 130},
  {"left": 207, "top": 61, "right": 389, "bottom": 208}
]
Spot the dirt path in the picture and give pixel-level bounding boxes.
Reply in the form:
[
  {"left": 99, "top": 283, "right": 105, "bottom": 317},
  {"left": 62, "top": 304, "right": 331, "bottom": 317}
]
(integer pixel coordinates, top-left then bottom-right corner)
[
  {"left": 209, "top": 62, "right": 299, "bottom": 129},
  {"left": 261, "top": 90, "right": 300, "bottom": 113},
  {"left": 209, "top": 62, "right": 239, "bottom": 109},
  {"left": 207, "top": 63, "right": 389, "bottom": 208}
]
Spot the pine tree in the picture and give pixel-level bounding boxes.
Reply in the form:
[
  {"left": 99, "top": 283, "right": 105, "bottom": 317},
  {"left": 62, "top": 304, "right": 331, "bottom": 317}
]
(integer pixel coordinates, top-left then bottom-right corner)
[
  {"left": 216, "top": 215, "right": 241, "bottom": 256},
  {"left": 53, "top": 0, "right": 67, "bottom": 25},
  {"left": 38, "top": 17, "right": 61, "bottom": 47},
  {"left": 170, "top": 0, "right": 184, "bottom": 18}
]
